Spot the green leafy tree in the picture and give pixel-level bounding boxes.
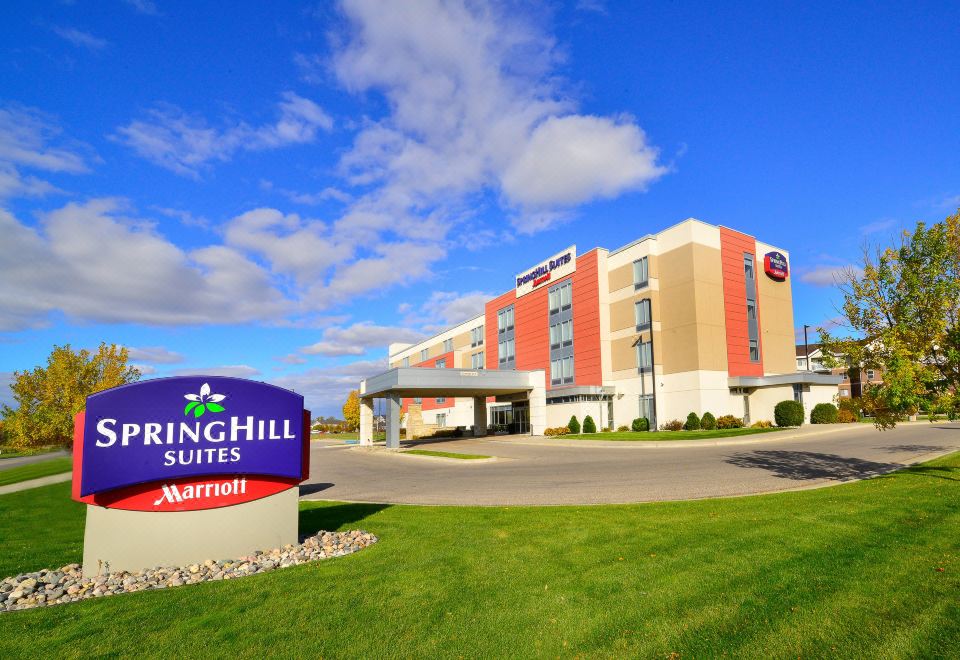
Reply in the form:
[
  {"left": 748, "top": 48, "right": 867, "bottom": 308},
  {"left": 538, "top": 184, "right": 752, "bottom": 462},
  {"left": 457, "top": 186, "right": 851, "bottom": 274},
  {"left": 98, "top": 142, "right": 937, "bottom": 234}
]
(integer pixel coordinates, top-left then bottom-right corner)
[
  {"left": 1, "top": 343, "right": 140, "bottom": 450},
  {"left": 820, "top": 212, "right": 960, "bottom": 428},
  {"left": 701, "top": 412, "right": 717, "bottom": 430},
  {"left": 684, "top": 412, "right": 701, "bottom": 431},
  {"left": 342, "top": 390, "right": 361, "bottom": 431},
  {"left": 567, "top": 415, "right": 581, "bottom": 434},
  {"left": 582, "top": 415, "right": 597, "bottom": 433}
]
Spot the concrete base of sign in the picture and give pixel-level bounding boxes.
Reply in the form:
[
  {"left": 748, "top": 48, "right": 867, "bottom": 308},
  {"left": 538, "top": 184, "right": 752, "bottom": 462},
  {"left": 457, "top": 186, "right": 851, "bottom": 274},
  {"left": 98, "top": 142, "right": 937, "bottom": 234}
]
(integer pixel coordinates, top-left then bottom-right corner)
[{"left": 81, "top": 488, "right": 298, "bottom": 577}]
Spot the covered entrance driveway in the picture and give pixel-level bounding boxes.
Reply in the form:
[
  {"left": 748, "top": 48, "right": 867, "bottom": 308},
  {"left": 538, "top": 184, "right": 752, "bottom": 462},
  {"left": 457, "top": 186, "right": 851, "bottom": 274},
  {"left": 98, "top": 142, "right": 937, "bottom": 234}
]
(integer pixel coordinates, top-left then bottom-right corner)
[{"left": 358, "top": 368, "right": 547, "bottom": 448}]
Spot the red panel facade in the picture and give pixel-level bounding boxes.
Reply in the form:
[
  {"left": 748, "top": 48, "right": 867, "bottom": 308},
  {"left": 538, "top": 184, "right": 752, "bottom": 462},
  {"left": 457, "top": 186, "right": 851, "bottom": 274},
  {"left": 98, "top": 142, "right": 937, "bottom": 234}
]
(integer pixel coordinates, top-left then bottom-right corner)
[
  {"left": 719, "top": 227, "right": 764, "bottom": 377},
  {"left": 402, "top": 350, "right": 454, "bottom": 412},
  {"left": 483, "top": 249, "right": 603, "bottom": 389}
]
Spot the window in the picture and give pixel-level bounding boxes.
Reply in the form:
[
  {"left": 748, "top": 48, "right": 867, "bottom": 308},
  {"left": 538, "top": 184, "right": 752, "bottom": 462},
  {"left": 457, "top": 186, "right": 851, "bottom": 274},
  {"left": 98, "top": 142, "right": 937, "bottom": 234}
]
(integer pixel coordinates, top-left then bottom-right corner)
[
  {"left": 420, "top": 348, "right": 428, "bottom": 362},
  {"left": 867, "top": 369, "right": 875, "bottom": 380},
  {"left": 633, "top": 257, "right": 649, "bottom": 289},
  {"left": 402, "top": 357, "right": 409, "bottom": 367},
  {"left": 471, "top": 352, "right": 485, "bottom": 369},
  {"left": 443, "top": 338, "right": 453, "bottom": 352},
  {"left": 435, "top": 358, "right": 446, "bottom": 369},
  {"left": 749, "top": 339, "right": 759, "bottom": 362},
  {"left": 744, "top": 254, "right": 755, "bottom": 280},
  {"left": 746, "top": 298, "right": 756, "bottom": 320},
  {"left": 634, "top": 298, "right": 651, "bottom": 330},
  {"left": 436, "top": 413, "right": 446, "bottom": 426},
  {"left": 497, "top": 306, "right": 514, "bottom": 333},
  {"left": 841, "top": 373, "right": 848, "bottom": 381},
  {"left": 840, "top": 389, "right": 849, "bottom": 397},
  {"left": 636, "top": 340, "right": 653, "bottom": 372},
  {"left": 792, "top": 384, "right": 803, "bottom": 403},
  {"left": 551, "top": 356, "right": 574, "bottom": 385},
  {"left": 796, "top": 358, "right": 805, "bottom": 369},
  {"left": 549, "top": 323, "right": 561, "bottom": 349},
  {"left": 413, "top": 396, "right": 422, "bottom": 405},
  {"left": 549, "top": 320, "right": 573, "bottom": 349},
  {"left": 498, "top": 338, "right": 515, "bottom": 364},
  {"left": 436, "top": 398, "right": 446, "bottom": 405},
  {"left": 549, "top": 281, "right": 572, "bottom": 314},
  {"left": 470, "top": 325, "right": 484, "bottom": 347}
]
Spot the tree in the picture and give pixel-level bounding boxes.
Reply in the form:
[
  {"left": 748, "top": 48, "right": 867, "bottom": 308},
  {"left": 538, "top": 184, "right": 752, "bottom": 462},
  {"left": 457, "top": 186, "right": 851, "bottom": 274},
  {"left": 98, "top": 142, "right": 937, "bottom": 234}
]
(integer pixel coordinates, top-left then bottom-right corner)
[
  {"left": 582, "top": 415, "right": 597, "bottom": 433},
  {"left": 684, "top": 412, "right": 701, "bottom": 431},
  {"left": 567, "top": 415, "right": 581, "bottom": 434},
  {"left": 1, "top": 343, "right": 140, "bottom": 450},
  {"left": 820, "top": 212, "right": 960, "bottom": 428},
  {"left": 342, "top": 390, "right": 360, "bottom": 431},
  {"left": 701, "top": 412, "right": 717, "bottom": 430}
]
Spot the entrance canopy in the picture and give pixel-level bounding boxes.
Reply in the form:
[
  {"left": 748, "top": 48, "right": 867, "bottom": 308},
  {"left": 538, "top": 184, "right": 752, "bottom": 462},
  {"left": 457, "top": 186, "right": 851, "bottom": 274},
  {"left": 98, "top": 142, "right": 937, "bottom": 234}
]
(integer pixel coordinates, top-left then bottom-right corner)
[{"left": 359, "top": 368, "right": 546, "bottom": 448}]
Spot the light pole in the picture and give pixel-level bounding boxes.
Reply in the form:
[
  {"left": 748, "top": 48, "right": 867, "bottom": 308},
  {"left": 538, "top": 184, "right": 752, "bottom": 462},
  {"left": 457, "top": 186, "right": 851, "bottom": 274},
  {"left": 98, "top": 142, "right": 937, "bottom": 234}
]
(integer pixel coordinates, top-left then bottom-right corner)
[{"left": 803, "top": 324, "right": 811, "bottom": 372}]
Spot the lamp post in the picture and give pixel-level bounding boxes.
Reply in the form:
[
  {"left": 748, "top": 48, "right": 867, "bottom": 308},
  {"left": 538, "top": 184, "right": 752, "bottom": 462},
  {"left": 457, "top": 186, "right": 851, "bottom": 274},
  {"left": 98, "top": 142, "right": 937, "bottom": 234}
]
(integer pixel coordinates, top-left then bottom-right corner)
[{"left": 803, "top": 324, "right": 811, "bottom": 372}]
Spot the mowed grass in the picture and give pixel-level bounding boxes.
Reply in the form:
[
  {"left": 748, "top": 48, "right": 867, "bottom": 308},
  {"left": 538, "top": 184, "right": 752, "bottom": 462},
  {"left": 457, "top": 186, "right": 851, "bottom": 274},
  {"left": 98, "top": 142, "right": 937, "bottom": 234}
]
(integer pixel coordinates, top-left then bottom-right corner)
[
  {"left": 1, "top": 454, "right": 960, "bottom": 657},
  {"left": 564, "top": 427, "right": 785, "bottom": 441},
  {"left": 0, "top": 458, "right": 73, "bottom": 487},
  {"left": 404, "top": 449, "right": 491, "bottom": 460}
]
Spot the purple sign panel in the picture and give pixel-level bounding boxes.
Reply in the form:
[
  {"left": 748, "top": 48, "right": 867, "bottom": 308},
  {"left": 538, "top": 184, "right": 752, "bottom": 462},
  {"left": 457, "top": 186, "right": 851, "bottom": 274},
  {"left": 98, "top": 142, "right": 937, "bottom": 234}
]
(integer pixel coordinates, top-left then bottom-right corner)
[{"left": 80, "top": 377, "right": 305, "bottom": 497}]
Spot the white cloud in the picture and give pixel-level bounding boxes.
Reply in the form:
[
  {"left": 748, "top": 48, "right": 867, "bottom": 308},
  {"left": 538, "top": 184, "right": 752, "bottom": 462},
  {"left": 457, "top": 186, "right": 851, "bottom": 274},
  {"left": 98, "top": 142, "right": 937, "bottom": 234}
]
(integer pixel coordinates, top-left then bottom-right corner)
[
  {"left": 0, "top": 199, "right": 289, "bottom": 330},
  {"left": 126, "top": 346, "right": 185, "bottom": 364},
  {"left": 0, "top": 371, "right": 15, "bottom": 410},
  {"left": 329, "top": 0, "right": 666, "bottom": 234},
  {"left": 131, "top": 364, "right": 158, "bottom": 375},
  {"left": 420, "top": 290, "right": 490, "bottom": 327},
  {"left": 301, "top": 322, "right": 425, "bottom": 357},
  {"left": 53, "top": 26, "right": 109, "bottom": 51},
  {"left": 115, "top": 93, "right": 333, "bottom": 177},
  {"left": 859, "top": 218, "right": 896, "bottom": 235},
  {"left": 123, "top": 0, "right": 161, "bottom": 16},
  {"left": 170, "top": 365, "right": 261, "bottom": 378},
  {"left": 276, "top": 354, "right": 307, "bottom": 365},
  {"left": 799, "top": 264, "right": 862, "bottom": 287},
  {"left": 270, "top": 359, "right": 387, "bottom": 415}
]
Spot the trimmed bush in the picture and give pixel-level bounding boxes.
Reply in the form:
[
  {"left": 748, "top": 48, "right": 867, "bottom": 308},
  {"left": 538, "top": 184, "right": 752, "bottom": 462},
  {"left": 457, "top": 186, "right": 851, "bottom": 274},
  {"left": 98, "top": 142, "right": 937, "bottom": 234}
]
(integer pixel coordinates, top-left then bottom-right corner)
[
  {"left": 616, "top": 425, "right": 630, "bottom": 432},
  {"left": 701, "top": 412, "right": 717, "bottom": 430},
  {"left": 750, "top": 420, "right": 774, "bottom": 428},
  {"left": 568, "top": 416, "right": 581, "bottom": 434},
  {"left": 811, "top": 403, "right": 839, "bottom": 424},
  {"left": 631, "top": 417, "right": 650, "bottom": 432},
  {"left": 660, "top": 419, "right": 684, "bottom": 431},
  {"left": 582, "top": 415, "right": 597, "bottom": 433},
  {"left": 543, "top": 426, "right": 570, "bottom": 436},
  {"left": 774, "top": 400, "right": 805, "bottom": 427},
  {"left": 716, "top": 415, "right": 744, "bottom": 429},
  {"left": 837, "top": 409, "right": 857, "bottom": 423},
  {"left": 684, "top": 412, "right": 701, "bottom": 431}
]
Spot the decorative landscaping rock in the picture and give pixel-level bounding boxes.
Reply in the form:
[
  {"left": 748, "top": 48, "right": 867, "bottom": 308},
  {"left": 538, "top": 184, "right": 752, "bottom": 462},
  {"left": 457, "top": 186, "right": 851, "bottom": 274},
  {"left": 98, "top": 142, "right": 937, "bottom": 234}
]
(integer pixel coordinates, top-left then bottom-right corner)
[{"left": 0, "top": 530, "right": 377, "bottom": 613}]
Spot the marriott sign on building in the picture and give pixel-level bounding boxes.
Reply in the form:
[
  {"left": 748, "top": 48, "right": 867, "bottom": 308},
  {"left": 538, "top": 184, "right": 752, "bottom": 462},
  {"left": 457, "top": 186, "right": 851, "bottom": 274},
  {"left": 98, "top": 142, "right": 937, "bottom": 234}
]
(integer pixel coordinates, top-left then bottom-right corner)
[{"left": 72, "top": 376, "right": 309, "bottom": 576}]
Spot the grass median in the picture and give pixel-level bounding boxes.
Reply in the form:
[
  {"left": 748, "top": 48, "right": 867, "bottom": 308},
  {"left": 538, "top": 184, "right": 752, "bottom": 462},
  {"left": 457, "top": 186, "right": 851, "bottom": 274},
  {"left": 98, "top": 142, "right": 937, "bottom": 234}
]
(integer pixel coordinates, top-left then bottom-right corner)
[
  {"left": 562, "top": 427, "right": 785, "bottom": 441},
  {"left": 0, "top": 458, "right": 73, "bottom": 487},
  {"left": 1, "top": 452, "right": 958, "bottom": 657},
  {"left": 404, "top": 449, "right": 491, "bottom": 460}
]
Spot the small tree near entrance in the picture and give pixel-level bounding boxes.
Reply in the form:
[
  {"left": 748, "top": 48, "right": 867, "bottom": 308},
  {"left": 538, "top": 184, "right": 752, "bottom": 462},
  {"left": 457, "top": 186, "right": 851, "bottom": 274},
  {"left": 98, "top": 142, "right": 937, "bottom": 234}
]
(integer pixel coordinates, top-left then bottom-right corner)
[
  {"left": 567, "top": 415, "right": 581, "bottom": 434},
  {"left": 582, "top": 415, "right": 597, "bottom": 433},
  {"left": 342, "top": 390, "right": 360, "bottom": 431}
]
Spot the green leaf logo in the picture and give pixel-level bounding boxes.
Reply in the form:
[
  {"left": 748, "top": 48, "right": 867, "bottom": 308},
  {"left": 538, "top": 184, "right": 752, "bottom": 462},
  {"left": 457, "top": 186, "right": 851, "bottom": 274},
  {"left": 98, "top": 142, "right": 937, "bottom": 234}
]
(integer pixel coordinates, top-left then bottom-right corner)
[{"left": 183, "top": 383, "right": 227, "bottom": 418}]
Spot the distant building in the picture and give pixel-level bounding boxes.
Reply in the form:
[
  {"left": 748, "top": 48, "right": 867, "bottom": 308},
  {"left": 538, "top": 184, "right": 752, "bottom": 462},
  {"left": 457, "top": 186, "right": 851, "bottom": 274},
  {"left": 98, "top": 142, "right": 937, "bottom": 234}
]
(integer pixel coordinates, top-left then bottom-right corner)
[{"left": 795, "top": 343, "right": 883, "bottom": 399}]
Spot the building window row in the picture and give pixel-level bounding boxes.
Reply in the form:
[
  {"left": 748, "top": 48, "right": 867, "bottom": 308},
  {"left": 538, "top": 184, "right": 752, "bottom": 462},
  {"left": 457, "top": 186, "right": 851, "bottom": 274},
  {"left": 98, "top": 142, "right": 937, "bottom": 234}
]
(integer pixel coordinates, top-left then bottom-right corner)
[
  {"left": 420, "top": 348, "right": 428, "bottom": 362},
  {"left": 497, "top": 306, "right": 515, "bottom": 334},
  {"left": 549, "top": 319, "right": 573, "bottom": 349},
  {"left": 743, "top": 253, "right": 760, "bottom": 363},
  {"left": 633, "top": 256, "right": 649, "bottom": 289},
  {"left": 443, "top": 338, "right": 453, "bottom": 352},
  {"left": 498, "top": 338, "right": 515, "bottom": 364},
  {"left": 497, "top": 304, "right": 516, "bottom": 369},
  {"left": 471, "top": 351, "right": 485, "bottom": 369},
  {"left": 470, "top": 325, "right": 484, "bottom": 347},
  {"left": 636, "top": 340, "right": 653, "bottom": 373},
  {"left": 435, "top": 358, "right": 446, "bottom": 369}
]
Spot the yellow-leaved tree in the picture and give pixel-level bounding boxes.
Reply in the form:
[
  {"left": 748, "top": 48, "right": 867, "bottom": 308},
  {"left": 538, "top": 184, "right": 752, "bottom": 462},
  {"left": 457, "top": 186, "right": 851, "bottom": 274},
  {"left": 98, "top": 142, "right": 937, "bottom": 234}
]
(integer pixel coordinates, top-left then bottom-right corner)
[
  {"left": 342, "top": 389, "right": 360, "bottom": 431},
  {"left": 1, "top": 343, "right": 141, "bottom": 450}
]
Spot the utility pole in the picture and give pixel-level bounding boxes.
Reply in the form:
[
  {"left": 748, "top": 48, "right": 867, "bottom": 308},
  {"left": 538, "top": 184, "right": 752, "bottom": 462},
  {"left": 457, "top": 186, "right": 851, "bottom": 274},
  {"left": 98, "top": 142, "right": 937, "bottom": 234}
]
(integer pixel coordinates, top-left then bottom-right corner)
[{"left": 803, "top": 324, "right": 811, "bottom": 372}]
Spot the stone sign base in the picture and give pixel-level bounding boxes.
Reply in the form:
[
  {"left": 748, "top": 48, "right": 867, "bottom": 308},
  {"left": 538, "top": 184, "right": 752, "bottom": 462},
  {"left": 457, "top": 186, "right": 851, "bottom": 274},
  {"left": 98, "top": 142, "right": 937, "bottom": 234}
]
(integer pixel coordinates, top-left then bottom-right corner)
[{"left": 81, "top": 488, "right": 298, "bottom": 577}]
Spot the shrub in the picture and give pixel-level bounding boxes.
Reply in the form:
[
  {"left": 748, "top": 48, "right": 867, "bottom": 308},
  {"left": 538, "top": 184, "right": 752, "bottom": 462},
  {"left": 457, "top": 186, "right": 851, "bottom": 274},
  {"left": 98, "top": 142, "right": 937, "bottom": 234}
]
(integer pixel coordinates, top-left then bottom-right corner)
[
  {"left": 543, "top": 426, "right": 570, "bottom": 436},
  {"left": 810, "top": 403, "right": 839, "bottom": 424},
  {"left": 838, "top": 398, "right": 861, "bottom": 421},
  {"left": 602, "top": 427, "right": 612, "bottom": 432},
  {"left": 617, "top": 425, "right": 630, "bottom": 432},
  {"left": 700, "top": 412, "right": 717, "bottom": 430},
  {"left": 631, "top": 417, "right": 649, "bottom": 432},
  {"left": 568, "top": 416, "right": 581, "bottom": 435},
  {"left": 660, "top": 419, "right": 684, "bottom": 431},
  {"left": 774, "top": 400, "right": 805, "bottom": 427},
  {"left": 750, "top": 420, "right": 773, "bottom": 428},
  {"left": 716, "top": 415, "right": 744, "bottom": 429},
  {"left": 583, "top": 415, "right": 597, "bottom": 433},
  {"left": 684, "top": 412, "right": 701, "bottom": 431},
  {"left": 837, "top": 409, "right": 857, "bottom": 423}
]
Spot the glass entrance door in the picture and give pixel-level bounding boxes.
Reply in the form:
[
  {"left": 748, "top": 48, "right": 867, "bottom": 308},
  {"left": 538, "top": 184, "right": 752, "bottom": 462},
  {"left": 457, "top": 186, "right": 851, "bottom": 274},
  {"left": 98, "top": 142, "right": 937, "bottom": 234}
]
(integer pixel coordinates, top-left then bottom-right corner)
[{"left": 511, "top": 404, "right": 530, "bottom": 434}]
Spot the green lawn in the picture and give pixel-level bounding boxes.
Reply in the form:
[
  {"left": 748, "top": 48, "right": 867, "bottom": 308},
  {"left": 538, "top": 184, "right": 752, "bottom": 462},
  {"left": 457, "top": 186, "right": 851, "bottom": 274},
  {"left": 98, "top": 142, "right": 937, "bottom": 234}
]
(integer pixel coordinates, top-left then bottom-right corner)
[
  {"left": 563, "top": 427, "right": 785, "bottom": 440},
  {"left": 0, "top": 457, "right": 73, "bottom": 487},
  {"left": 404, "top": 449, "right": 491, "bottom": 460},
  {"left": 1, "top": 454, "right": 959, "bottom": 657}
]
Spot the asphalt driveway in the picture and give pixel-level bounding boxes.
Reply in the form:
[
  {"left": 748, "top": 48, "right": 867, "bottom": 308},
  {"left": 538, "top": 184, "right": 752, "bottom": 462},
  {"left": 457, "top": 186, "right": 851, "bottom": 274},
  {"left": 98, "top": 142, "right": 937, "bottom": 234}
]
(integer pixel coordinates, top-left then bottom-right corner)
[{"left": 300, "top": 422, "right": 960, "bottom": 505}]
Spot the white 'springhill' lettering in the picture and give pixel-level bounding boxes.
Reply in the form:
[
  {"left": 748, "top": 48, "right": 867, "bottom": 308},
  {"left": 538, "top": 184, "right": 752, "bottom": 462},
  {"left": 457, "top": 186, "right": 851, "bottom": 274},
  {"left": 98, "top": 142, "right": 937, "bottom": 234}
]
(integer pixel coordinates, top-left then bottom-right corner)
[{"left": 94, "top": 416, "right": 297, "bottom": 448}]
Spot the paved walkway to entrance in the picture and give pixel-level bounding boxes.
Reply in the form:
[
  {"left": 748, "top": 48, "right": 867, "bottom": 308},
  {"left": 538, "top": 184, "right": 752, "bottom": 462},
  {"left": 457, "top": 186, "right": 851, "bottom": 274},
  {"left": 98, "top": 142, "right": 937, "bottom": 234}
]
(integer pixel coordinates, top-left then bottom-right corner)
[{"left": 300, "top": 422, "right": 960, "bottom": 505}]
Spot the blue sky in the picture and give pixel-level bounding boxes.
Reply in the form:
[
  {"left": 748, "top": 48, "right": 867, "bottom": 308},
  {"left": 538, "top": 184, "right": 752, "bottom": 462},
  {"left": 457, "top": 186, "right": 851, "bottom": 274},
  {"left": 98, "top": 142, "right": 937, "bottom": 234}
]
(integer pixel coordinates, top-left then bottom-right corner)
[{"left": 1, "top": 0, "right": 958, "bottom": 415}]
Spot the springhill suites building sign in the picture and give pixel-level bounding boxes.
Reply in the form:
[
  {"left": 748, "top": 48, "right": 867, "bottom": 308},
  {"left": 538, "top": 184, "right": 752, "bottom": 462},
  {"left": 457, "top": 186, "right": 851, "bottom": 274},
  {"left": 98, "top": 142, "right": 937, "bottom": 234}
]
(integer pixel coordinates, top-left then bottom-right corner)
[{"left": 515, "top": 245, "right": 577, "bottom": 297}]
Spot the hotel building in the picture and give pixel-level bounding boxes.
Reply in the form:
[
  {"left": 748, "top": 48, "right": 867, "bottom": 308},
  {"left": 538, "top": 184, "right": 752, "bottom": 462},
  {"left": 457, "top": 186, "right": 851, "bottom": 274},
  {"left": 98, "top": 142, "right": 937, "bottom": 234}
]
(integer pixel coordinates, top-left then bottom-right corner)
[{"left": 364, "top": 218, "right": 839, "bottom": 439}]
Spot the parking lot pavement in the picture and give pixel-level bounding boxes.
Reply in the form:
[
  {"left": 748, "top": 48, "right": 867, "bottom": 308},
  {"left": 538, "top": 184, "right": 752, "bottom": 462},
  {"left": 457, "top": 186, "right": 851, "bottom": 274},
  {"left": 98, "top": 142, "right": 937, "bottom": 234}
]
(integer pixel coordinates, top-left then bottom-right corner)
[{"left": 300, "top": 422, "right": 960, "bottom": 506}]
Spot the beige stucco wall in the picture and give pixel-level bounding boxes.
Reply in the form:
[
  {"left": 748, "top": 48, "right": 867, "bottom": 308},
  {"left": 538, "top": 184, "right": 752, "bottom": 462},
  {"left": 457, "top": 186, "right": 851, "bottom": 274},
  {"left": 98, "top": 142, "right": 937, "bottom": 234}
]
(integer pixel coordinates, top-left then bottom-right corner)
[{"left": 755, "top": 242, "right": 796, "bottom": 376}]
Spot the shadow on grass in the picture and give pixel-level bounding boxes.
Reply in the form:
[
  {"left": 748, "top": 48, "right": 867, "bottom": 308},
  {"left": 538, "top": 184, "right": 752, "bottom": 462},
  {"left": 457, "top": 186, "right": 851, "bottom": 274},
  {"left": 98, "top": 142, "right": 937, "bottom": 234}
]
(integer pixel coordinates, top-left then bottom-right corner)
[
  {"left": 725, "top": 450, "right": 903, "bottom": 481},
  {"left": 299, "top": 502, "right": 391, "bottom": 536},
  {"left": 875, "top": 464, "right": 960, "bottom": 482}
]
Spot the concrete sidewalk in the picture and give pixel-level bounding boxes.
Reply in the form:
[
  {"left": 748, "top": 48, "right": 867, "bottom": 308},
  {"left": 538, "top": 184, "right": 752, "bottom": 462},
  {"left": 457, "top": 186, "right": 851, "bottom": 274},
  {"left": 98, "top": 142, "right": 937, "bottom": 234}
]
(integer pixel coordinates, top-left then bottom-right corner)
[{"left": 0, "top": 472, "right": 72, "bottom": 496}]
